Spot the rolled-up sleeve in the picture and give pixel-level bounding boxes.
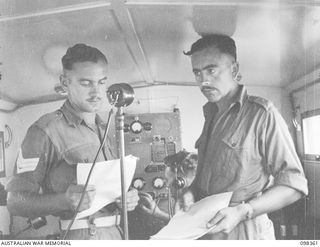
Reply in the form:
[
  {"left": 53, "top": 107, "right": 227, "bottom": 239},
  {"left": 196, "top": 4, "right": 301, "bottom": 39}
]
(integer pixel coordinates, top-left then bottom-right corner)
[{"left": 263, "top": 105, "right": 308, "bottom": 196}]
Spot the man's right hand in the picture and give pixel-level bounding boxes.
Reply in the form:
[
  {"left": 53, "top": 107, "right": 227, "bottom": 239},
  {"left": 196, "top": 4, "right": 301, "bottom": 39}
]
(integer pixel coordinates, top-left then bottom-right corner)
[
  {"left": 139, "top": 192, "right": 159, "bottom": 215},
  {"left": 139, "top": 192, "right": 170, "bottom": 222},
  {"left": 175, "top": 189, "right": 195, "bottom": 212},
  {"left": 65, "top": 184, "right": 96, "bottom": 212}
]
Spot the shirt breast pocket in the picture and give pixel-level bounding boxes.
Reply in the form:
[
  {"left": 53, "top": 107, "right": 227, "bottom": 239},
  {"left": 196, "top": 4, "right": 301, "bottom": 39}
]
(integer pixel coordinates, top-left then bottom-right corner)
[
  {"left": 221, "top": 132, "right": 251, "bottom": 176},
  {"left": 63, "top": 144, "right": 100, "bottom": 165},
  {"left": 49, "top": 144, "right": 100, "bottom": 192},
  {"left": 221, "top": 131, "right": 261, "bottom": 184}
]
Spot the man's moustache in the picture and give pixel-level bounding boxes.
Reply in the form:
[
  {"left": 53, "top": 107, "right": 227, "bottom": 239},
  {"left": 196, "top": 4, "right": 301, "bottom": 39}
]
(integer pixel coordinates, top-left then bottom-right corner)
[
  {"left": 87, "top": 97, "right": 102, "bottom": 101},
  {"left": 201, "top": 86, "right": 216, "bottom": 91}
]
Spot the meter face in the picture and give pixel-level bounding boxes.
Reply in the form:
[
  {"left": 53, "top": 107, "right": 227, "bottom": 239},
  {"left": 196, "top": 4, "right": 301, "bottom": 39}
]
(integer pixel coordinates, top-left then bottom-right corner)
[
  {"left": 132, "top": 178, "right": 146, "bottom": 190},
  {"left": 130, "top": 121, "right": 143, "bottom": 134},
  {"left": 152, "top": 177, "right": 165, "bottom": 189}
]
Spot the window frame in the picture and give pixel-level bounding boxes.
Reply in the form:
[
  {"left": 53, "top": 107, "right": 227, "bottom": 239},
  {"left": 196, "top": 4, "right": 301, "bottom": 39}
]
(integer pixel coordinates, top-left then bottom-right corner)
[{"left": 301, "top": 108, "right": 320, "bottom": 162}]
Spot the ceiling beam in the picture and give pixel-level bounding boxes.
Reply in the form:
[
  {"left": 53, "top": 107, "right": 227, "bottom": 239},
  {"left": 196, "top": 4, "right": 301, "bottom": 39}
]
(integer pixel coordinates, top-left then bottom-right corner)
[
  {"left": 110, "top": 0, "right": 154, "bottom": 84},
  {"left": 0, "top": 94, "right": 66, "bottom": 113},
  {"left": 0, "top": 1, "right": 111, "bottom": 23},
  {"left": 0, "top": 92, "right": 19, "bottom": 104},
  {"left": 0, "top": 0, "right": 317, "bottom": 23},
  {"left": 19, "top": 94, "right": 67, "bottom": 106},
  {"left": 126, "top": 0, "right": 320, "bottom": 6},
  {"left": 286, "top": 67, "right": 320, "bottom": 94}
]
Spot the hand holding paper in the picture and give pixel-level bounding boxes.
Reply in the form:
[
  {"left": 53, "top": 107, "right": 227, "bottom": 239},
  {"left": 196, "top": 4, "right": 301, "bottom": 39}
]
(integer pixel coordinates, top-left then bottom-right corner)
[
  {"left": 115, "top": 188, "right": 139, "bottom": 211},
  {"left": 65, "top": 184, "right": 96, "bottom": 212},
  {"left": 151, "top": 191, "right": 233, "bottom": 240},
  {"left": 76, "top": 155, "right": 137, "bottom": 219}
]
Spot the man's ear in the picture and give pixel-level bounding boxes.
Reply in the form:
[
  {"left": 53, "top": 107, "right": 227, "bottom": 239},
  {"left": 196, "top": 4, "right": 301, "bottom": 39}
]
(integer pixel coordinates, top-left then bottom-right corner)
[
  {"left": 231, "top": 62, "right": 239, "bottom": 79},
  {"left": 59, "top": 74, "right": 68, "bottom": 88}
]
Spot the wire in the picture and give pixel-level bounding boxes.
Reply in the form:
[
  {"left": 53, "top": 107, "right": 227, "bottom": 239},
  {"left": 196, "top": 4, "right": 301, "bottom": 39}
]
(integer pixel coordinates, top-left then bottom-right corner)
[
  {"left": 151, "top": 198, "right": 161, "bottom": 218},
  {"left": 167, "top": 187, "right": 173, "bottom": 219},
  {"left": 62, "top": 108, "right": 114, "bottom": 240}
]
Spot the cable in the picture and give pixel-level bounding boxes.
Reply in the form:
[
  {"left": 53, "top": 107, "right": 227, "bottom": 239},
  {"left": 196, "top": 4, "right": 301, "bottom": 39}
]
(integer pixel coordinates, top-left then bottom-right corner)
[
  {"left": 62, "top": 108, "right": 114, "bottom": 240},
  {"left": 167, "top": 187, "right": 173, "bottom": 219},
  {"left": 151, "top": 198, "right": 161, "bottom": 218}
]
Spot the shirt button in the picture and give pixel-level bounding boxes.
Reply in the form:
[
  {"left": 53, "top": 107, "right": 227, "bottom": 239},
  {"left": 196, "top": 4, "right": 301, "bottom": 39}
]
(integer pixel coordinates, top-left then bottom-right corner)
[
  {"left": 84, "top": 158, "right": 89, "bottom": 163},
  {"left": 231, "top": 143, "right": 236, "bottom": 147}
]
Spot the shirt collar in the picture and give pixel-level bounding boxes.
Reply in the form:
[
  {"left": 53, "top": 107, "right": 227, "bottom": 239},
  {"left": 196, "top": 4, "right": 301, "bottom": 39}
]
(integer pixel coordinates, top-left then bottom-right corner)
[
  {"left": 202, "top": 84, "right": 247, "bottom": 117},
  {"left": 60, "top": 100, "right": 107, "bottom": 127},
  {"left": 231, "top": 84, "right": 247, "bottom": 113},
  {"left": 60, "top": 100, "right": 83, "bottom": 127}
]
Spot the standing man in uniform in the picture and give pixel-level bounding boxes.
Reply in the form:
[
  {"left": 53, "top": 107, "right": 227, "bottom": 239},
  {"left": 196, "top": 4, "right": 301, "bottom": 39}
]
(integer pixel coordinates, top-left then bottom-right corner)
[
  {"left": 6, "top": 43, "right": 139, "bottom": 240},
  {"left": 185, "top": 34, "right": 308, "bottom": 239}
]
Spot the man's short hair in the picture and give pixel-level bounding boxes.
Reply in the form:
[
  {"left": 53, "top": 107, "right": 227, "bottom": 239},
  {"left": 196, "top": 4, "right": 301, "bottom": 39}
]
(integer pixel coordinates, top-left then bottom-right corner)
[
  {"left": 184, "top": 34, "right": 237, "bottom": 61},
  {"left": 62, "top": 43, "right": 108, "bottom": 70}
]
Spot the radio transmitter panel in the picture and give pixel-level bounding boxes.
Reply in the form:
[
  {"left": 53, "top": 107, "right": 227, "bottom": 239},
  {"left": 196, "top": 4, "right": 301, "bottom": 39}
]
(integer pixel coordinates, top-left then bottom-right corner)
[
  {"left": 123, "top": 109, "right": 181, "bottom": 199},
  {"left": 122, "top": 110, "right": 182, "bottom": 239}
]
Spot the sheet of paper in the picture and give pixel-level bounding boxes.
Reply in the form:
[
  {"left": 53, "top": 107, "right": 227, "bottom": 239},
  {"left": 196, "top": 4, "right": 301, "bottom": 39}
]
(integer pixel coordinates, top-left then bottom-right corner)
[
  {"left": 76, "top": 155, "right": 137, "bottom": 219},
  {"left": 151, "top": 191, "right": 233, "bottom": 240}
]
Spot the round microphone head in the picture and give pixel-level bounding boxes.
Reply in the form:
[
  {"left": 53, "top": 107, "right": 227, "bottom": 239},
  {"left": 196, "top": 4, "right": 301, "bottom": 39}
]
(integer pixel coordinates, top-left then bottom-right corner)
[{"left": 107, "top": 83, "right": 134, "bottom": 107}]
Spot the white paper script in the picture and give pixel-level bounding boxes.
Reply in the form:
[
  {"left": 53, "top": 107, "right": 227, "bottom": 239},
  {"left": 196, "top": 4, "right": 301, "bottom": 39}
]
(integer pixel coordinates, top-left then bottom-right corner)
[
  {"left": 151, "top": 191, "right": 233, "bottom": 240},
  {"left": 76, "top": 155, "right": 137, "bottom": 219}
]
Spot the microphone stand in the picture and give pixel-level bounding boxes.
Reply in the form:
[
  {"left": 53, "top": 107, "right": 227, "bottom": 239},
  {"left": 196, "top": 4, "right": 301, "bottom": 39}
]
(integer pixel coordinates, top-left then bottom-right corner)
[
  {"left": 116, "top": 106, "right": 129, "bottom": 240},
  {"left": 107, "top": 83, "right": 134, "bottom": 240}
]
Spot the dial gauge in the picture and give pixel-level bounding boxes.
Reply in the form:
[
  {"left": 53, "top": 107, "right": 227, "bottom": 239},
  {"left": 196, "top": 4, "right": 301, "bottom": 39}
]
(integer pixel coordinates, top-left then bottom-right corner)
[
  {"left": 152, "top": 177, "right": 165, "bottom": 189},
  {"left": 132, "top": 177, "right": 146, "bottom": 190},
  {"left": 130, "top": 121, "right": 143, "bottom": 134}
]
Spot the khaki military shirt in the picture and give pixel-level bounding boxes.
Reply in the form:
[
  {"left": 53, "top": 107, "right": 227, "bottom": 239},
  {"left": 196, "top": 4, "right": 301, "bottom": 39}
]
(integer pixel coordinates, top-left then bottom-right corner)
[
  {"left": 7, "top": 100, "right": 117, "bottom": 219},
  {"left": 194, "top": 85, "right": 308, "bottom": 204}
]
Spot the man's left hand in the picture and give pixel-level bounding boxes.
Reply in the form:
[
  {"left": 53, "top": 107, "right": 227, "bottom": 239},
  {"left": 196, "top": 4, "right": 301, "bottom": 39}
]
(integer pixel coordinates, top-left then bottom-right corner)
[
  {"left": 206, "top": 204, "right": 249, "bottom": 235},
  {"left": 115, "top": 188, "right": 139, "bottom": 211}
]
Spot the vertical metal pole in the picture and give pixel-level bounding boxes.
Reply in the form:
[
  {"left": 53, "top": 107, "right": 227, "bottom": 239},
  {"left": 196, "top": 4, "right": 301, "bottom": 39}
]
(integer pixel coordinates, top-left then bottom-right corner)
[{"left": 116, "top": 107, "right": 129, "bottom": 240}]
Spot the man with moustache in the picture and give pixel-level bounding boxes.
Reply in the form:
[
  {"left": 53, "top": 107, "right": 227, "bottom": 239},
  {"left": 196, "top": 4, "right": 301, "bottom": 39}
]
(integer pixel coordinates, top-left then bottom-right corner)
[
  {"left": 185, "top": 34, "right": 308, "bottom": 239},
  {"left": 6, "top": 44, "right": 139, "bottom": 240}
]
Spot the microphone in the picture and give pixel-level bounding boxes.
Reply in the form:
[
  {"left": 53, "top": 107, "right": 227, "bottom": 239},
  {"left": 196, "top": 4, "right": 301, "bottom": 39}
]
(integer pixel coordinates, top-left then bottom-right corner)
[
  {"left": 107, "top": 83, "right": 134, "bottom": 239},
  {"left": 107, "top": 83, "right": 134, "bottom": 107}
]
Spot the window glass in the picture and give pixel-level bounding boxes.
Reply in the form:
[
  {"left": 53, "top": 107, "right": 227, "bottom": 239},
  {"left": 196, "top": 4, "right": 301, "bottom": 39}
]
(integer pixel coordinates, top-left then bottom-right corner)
[{"left": 302, "top": 115, "right": 320, "bottom": 156}]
